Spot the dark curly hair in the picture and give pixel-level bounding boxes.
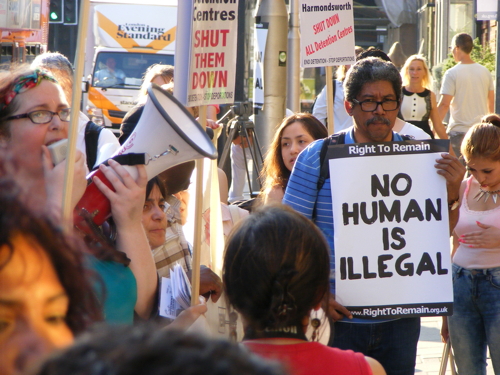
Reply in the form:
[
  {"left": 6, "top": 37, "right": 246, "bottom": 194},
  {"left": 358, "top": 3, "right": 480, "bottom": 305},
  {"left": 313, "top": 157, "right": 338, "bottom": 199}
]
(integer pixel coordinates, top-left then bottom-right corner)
[
  {"left": 32, "top": 325, "right": 285, "bottom": 375},
  {"left": 0, "top": 179, "right": 102, "bottom": 334}
]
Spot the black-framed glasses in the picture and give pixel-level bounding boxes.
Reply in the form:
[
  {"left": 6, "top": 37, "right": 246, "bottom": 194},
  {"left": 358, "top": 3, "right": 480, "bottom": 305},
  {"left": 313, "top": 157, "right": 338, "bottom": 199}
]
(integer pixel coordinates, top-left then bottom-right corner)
[
  {"left": 352, "top": 99, "right": 399, "bottom": 112},
  {"left": 5, "top": 109, "right": 71, "bottom": 124}
]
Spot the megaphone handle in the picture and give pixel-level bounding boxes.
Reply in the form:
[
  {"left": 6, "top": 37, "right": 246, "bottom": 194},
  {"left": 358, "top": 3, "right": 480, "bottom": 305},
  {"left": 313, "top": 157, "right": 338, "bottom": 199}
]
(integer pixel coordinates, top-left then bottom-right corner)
[{"left": 73, "top": 169, "right": 114, "bottom": 234}]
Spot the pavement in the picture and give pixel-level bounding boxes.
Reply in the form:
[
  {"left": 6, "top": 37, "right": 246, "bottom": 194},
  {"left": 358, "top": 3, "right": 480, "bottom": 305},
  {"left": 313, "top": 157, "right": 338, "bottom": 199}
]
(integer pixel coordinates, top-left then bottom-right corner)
[{"left": 415, "top": 316, "right": 494, "bottom": 375}]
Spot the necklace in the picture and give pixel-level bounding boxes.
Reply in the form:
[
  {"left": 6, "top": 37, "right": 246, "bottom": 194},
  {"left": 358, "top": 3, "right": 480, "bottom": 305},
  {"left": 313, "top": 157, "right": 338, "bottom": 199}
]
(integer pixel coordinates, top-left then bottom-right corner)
[{"left": 474, "top": 187, "right": 500, "bottom": 203}]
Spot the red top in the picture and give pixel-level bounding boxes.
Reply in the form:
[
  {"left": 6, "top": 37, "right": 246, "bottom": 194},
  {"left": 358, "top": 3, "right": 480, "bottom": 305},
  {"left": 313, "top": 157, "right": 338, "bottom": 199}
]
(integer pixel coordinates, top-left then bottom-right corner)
[{"left": 243, "top": 340, "right": 372, "bottom": 375}]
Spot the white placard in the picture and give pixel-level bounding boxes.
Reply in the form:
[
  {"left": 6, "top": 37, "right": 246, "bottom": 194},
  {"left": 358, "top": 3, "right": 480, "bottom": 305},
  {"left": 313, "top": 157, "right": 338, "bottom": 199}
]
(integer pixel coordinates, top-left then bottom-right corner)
[
  {"left": 253, "top": 22, "right": 268, "bottom": 112},
  {"left": 330, "top": 140, "right": 453, "bottom": 319},
  {"left": 185, "top": 1, "right": 238, "bottom": 106},
  {"left": 299, "top": 0, "right": 356, "bottom": 68},
  {"left": 477, "top": 0, "right": 497, "bottom": 20},
  {"left": 159, "top": 277, "right": 181, "bottom": 319}
]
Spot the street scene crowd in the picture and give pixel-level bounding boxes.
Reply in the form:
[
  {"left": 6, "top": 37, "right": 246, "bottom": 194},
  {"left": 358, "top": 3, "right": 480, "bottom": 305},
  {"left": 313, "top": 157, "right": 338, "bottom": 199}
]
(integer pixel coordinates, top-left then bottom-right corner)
[{"left": 1, "top": 31, "right": 499, "bottom": 375}]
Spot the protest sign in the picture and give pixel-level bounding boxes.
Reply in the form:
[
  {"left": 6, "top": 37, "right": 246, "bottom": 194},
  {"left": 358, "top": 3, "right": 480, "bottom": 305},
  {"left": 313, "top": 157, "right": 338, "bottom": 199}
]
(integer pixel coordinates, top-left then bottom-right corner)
[
  {"left": 253, "top": 22, "right": 268, "bottom": 112},
  {"left": 176, "top": 0, "right": 238, "bottom": 107},
  {"left": 299, "top": 0, "right": 356, "bottom": 68},
  {"left": 330, "top": 140, "right": 453, "bottom": 319}
]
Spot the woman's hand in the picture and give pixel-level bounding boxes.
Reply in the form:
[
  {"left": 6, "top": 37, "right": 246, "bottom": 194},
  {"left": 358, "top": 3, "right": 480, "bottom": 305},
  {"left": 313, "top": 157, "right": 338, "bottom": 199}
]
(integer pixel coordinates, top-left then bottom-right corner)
[
  {"left": 458, "top": 221, "right": 500, "bottom": 248},
  {"left": 166, "top": 297, "right": 208, "bottom": 331},
  {"left": 93, "top": 160, "right": 147, "bottom": 230}
]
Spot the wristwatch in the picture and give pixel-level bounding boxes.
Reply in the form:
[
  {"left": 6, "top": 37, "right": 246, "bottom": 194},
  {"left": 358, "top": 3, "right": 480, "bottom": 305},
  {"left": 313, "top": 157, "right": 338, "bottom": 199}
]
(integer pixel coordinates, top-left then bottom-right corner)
[{"left": 448, "top": 198, "right": 460, "bottom": 211}]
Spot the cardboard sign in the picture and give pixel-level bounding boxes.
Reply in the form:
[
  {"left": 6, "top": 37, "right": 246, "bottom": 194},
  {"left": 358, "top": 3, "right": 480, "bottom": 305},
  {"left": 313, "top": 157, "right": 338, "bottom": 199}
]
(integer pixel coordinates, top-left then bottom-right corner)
[
  {"left": 299, "top": 0, "right": 356, "bottom": 68},
  {"left": 330, "top": 140, "right": 453, "bottom": 319},
  {"left": 185, "top": 0, "right": 238, "bottom": 106}
]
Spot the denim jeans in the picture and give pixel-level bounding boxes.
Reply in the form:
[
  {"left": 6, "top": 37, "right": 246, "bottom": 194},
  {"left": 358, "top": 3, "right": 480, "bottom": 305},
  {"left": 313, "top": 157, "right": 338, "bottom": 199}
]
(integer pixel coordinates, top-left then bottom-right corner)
[
  {"left": 331, "top": 318, "right": 420, "bottom": 375},
  {"left": 448, "top": 264, "right": 500, "bottom": 375}
]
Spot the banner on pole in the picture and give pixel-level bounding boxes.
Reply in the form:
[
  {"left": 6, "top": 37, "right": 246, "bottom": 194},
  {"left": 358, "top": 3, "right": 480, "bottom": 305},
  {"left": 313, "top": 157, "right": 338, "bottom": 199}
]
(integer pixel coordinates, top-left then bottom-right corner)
[
  {"left": 253, "top": 22, "right": 269, "bottom": 110},
  {"left": 330, "top": 140, "right": 453, "bottom": 319},
  {"left": 253, "top": 22, "right": 268, "bottom": 112},
  {"left": 299, "top": 0, "right": 356, "bottom": 68}
]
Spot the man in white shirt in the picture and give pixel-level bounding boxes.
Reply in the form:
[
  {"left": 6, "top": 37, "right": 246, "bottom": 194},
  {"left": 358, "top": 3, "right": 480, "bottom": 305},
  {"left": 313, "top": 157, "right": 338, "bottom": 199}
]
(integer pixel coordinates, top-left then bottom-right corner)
[{"left": 438, "top": 33, "right": 494, "bottom": 157}]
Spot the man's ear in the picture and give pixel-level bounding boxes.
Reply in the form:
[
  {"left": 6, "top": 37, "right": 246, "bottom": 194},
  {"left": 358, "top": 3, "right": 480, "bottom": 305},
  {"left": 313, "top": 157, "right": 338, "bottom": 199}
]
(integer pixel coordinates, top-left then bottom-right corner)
[{"left": 344, "top": 100, "right": 353, "bottom": 116}]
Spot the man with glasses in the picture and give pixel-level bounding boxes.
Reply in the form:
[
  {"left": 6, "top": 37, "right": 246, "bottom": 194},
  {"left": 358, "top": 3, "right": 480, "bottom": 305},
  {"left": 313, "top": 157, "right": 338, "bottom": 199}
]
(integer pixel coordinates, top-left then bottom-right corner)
[
  {"left": 283, "top": 57, "right": 464, "bottom": 375},
  {"left": 438, "top": 33, "right": 494, "bottom": 157}
]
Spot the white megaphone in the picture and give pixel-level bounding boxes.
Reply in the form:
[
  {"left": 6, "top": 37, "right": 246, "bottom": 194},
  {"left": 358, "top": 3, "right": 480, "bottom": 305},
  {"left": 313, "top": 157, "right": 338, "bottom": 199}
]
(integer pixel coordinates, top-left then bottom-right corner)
[{"left": 74, "top": 83, "right": 217, "bottom": 233}]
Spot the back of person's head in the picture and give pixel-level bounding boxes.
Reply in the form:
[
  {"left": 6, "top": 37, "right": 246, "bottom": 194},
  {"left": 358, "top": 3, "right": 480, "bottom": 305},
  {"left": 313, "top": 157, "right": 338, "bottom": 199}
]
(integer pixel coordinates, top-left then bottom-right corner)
[
  {"left": 261, "top": 113, "right": 327, "bottom": 192},
  {"left": 335, "top": 46, "right": 365, "bottom": 82},
  {"left": 452, "top": 33, "right": 473, "bottom": 54},
  {"left": 139, "top": 64, "right": 174, "bottom": 98},
  {"left": 401, "top": 54, "right": 432, "bottom": 89},
  {"left": 158, "top": 161, "right": 195, "bottom": 196},
  {"left": 387, "top": 41, "right": 407, "bottom": 68},
  {"left": 223, "top": 205, "right": 330, "bottom": 333},
  {"left": 344, "top": 57, "right": 402, "bottom": 103},
  {"left": 461, "top": 114, "right": 500, "bottom": 162},
  {"left": 32, "top": 325, "right": 286, "bottom": 375},
  {"left": 357, "top": 48, "right": 391, "bottom": 62},
  {"left": 31, "top": 52, "right": 73, "bottom": 79},
  {"left": 31, "top": 52, "right": 74, "bottom": 102}
]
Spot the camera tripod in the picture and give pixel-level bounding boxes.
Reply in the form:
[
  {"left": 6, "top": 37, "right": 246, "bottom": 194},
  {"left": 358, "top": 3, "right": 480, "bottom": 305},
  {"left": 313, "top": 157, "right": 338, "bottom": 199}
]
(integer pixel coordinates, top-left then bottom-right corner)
[{"left": 218, "top": 102, "right": 263, "bottom": 199}]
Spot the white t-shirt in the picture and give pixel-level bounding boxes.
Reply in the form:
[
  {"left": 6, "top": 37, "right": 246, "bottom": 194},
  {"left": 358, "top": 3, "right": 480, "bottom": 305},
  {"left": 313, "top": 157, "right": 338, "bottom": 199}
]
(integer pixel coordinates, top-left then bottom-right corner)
[
  {"left": 312, "top": 80, "right": 353, "bottom": 132},
  {"left": 394, "top": 118, "right": 431, "bottom": 140},
  {"left": 440, "top": 63, "right": 493, "bottom": 133},
  {"left": 344, "top": 119, "right": 431, "bottom": 141}
]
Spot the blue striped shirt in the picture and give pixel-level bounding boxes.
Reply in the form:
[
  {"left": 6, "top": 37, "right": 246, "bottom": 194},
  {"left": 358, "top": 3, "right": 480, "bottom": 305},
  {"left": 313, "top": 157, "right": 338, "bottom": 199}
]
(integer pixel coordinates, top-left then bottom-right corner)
[{"left": 283, "top": 128, "right": 404, "bottom": 292}]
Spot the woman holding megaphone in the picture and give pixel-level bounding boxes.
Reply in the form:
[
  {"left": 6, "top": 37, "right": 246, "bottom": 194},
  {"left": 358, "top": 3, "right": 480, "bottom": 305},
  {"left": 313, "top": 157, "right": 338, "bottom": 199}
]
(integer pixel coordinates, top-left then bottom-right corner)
[{"left": 0, "top": 65, "right": 157, "bottom": 324}]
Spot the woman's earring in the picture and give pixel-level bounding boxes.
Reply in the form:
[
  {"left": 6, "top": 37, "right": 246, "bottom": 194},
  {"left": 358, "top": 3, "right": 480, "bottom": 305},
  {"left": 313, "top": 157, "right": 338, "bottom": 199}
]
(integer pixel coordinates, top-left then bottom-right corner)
[{"left": 311, "top": 317, "right": 321, "bottom": 342}]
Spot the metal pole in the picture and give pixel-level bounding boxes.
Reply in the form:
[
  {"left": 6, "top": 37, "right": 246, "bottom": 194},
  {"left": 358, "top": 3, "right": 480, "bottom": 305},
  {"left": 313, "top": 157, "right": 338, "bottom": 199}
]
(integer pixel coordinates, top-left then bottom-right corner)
[
  {"left": 254, "top": 0, "right": 288, "bottom": 155},
  {"left": 234, "top": 0, "right": 247, "bottom": 103},
  {"left": 287, "top": 0, "right": 300, "bottom": 112}
]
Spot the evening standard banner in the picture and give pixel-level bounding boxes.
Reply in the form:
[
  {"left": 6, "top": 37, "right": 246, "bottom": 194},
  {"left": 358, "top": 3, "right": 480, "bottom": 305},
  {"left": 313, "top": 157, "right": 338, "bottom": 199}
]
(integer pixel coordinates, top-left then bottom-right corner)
[
  {"left": 186, "top": 0, "right": 238, "bottom": 106},
  {"left": 329, "top": 140, "right": 453, "bottom": 319},
  {"left": 299, "top": 0, "right": 356, "bottom": 68}
]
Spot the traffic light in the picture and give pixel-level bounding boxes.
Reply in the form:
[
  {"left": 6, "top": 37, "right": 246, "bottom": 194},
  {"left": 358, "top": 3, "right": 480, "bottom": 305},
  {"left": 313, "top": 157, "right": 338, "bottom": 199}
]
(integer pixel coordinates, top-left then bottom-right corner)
[
  {"left": 49, "top": 0, "right": 63, "bottom": 23},
  {"left": 64, "top": 0, "right": 77, "bottom": 25}
]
